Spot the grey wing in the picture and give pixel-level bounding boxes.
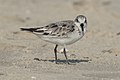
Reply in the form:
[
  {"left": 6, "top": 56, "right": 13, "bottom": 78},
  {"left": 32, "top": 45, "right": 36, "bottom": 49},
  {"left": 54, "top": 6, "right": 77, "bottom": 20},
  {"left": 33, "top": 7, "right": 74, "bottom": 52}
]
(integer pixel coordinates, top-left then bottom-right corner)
[{"left": 33, "top": 20, "right": 75, "bottom": 38}]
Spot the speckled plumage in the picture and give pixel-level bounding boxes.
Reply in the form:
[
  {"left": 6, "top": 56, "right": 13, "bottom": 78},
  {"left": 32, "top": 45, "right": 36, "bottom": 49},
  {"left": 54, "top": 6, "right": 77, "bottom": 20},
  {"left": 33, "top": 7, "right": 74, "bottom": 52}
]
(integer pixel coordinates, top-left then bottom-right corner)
[{"left": 20, "top": 15, "right": 87, "bottom": 64}]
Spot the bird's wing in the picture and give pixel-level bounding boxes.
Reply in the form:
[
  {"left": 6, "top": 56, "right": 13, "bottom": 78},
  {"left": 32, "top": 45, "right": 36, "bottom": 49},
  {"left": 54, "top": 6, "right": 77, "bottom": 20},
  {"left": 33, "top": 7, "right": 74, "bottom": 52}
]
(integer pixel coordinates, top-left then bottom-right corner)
[{"left": 32, "top": 20, "right": 76, "bottom": 38}]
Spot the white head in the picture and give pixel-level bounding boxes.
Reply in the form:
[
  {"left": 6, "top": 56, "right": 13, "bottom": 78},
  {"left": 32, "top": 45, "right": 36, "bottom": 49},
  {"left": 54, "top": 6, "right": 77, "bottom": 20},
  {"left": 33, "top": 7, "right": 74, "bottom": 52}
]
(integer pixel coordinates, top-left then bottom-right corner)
[{"left": 74, "top": 15, "right": 87, "bottom": 34}]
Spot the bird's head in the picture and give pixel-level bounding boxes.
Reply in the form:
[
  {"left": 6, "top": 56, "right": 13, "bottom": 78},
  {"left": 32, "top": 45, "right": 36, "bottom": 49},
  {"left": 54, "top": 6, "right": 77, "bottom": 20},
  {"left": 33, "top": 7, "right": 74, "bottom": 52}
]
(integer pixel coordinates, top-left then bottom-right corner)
[{"left": 74, "top": 15, "right": 87, "bottom": 34}]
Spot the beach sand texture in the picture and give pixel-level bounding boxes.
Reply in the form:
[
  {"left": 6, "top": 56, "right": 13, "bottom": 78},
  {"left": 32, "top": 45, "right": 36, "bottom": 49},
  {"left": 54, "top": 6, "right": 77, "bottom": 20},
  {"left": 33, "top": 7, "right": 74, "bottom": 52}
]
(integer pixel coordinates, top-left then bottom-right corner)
[{"left": 0, "top": 0, "right": 120, "bottom": 80}]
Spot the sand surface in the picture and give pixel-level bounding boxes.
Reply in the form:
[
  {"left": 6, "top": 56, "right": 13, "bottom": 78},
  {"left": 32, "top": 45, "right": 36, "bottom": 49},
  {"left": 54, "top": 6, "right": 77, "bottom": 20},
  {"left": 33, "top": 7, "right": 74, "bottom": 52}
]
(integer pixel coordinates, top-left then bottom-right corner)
[{"left": 0, "top": 0, "right": 120, "bottom": 80}]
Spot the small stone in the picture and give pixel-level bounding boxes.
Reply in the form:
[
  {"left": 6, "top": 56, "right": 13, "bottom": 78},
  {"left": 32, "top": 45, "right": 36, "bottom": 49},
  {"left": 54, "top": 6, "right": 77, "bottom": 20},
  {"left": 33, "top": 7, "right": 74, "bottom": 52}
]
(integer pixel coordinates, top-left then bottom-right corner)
[
  {"left": 34, "top": 58, "right": 40, "bottom": 61},
  {"left": 115, "top": 54, "right": 117, "bottom": 56},
  {"left": 31, "top": 76, "right": 36, "bottom": 80},
  {"left": 0, "top": 73, "right": 4, "bottom": 75},
  {"left": 59, "top": 48, "right": 68, "bottom": 53},
  {"left": 117, "top": 32, "right": 120, "bottom": 35}
]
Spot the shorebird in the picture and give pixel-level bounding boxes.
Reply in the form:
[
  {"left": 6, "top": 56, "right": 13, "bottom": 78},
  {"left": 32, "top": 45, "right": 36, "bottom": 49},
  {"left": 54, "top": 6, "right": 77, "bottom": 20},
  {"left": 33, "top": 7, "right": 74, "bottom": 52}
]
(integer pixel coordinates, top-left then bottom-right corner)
[{"left": 20, "top": 15, "right": 87, "bottom": 64}]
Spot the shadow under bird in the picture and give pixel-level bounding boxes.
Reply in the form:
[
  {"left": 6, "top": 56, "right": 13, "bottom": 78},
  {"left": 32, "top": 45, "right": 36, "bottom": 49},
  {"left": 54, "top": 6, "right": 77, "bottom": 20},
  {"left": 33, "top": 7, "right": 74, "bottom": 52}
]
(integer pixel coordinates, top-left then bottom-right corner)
[{"left": 20, "top": 15, "right": 87, "bottom": 64}]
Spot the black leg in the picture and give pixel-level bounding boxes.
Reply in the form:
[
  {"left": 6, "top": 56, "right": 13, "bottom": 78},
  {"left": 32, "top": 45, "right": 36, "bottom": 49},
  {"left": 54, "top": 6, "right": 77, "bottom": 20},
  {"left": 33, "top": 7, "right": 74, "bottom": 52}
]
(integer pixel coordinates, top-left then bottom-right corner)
[
  {"left": 54, "top": 44, "right": 58, "bottom": 64},
  {"left": 63, "top": 48, "right": 69, "bottom": 64}
]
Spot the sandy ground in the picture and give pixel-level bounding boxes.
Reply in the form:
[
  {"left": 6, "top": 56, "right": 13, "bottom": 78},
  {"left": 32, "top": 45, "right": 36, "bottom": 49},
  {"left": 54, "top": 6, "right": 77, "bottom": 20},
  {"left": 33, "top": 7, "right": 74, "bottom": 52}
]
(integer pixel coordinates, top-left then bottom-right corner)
[{"left": 0, "top": 0, "right": 120, "bottom": 80}]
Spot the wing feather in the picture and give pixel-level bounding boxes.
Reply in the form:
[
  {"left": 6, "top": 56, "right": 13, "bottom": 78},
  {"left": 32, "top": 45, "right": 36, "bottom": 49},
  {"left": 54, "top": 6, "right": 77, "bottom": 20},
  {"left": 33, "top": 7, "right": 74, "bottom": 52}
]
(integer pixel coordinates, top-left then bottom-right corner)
[{"left": 32, "top": 20, "right": 75, "bottom": 38}]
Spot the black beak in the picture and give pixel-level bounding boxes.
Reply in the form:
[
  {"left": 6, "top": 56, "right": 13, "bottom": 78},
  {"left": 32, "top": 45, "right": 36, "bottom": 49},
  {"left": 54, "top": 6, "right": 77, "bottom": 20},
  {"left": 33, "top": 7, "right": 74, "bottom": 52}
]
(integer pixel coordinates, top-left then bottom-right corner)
[{"left": 80, "top": 23, "right": 84, "bottom": 32}]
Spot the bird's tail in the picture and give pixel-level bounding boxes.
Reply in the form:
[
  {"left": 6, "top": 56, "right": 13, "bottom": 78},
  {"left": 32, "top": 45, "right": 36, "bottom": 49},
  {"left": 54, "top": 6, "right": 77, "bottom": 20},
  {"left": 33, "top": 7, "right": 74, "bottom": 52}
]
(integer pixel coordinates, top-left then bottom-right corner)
[{"left": 20, "top": 28, "right": 38, "bottom": 32}]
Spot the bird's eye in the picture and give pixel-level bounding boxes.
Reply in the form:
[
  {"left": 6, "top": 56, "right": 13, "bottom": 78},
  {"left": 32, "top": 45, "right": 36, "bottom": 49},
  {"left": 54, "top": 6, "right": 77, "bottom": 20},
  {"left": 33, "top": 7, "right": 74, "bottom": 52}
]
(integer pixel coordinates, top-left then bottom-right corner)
[{"left": 76, "top": 19, "right": 79, "bottom": 22}]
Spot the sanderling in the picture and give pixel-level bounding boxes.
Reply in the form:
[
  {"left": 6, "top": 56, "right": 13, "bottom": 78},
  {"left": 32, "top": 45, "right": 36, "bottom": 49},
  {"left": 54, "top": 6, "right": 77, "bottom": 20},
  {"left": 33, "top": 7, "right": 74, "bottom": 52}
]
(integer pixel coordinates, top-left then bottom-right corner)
[{"left": 20, "top": 15, "right": 87, "bottom": 64}]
